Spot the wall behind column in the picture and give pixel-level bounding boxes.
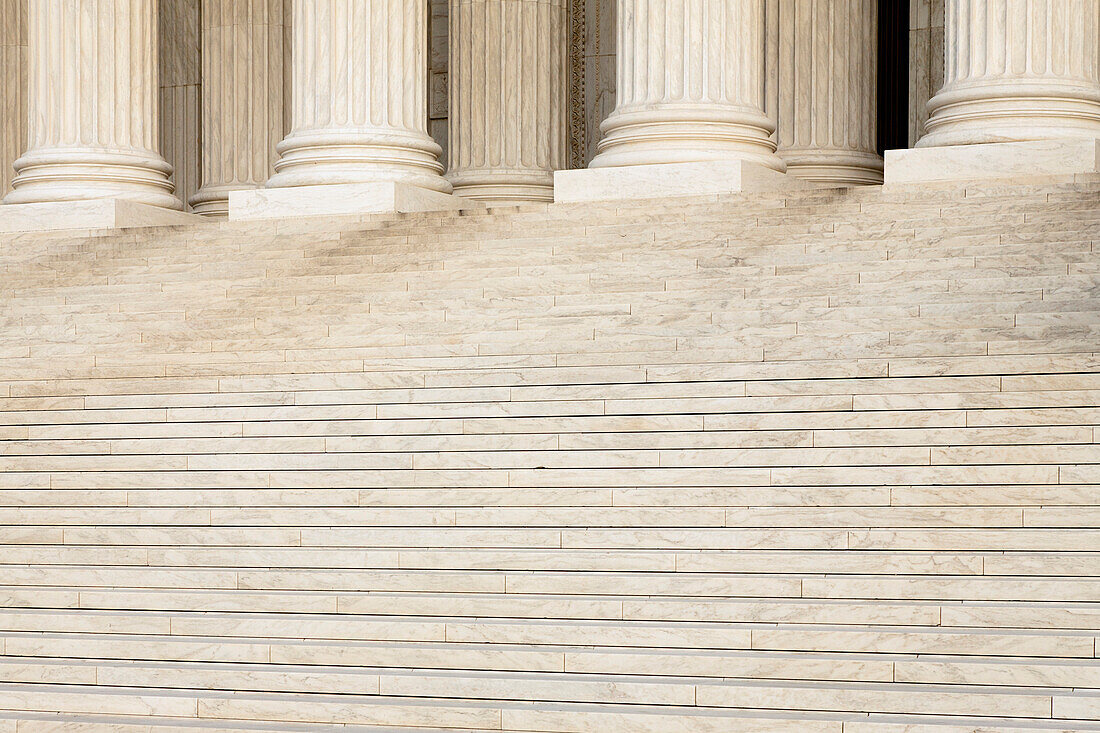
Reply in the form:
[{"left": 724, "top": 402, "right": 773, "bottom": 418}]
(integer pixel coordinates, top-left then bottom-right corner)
[
  {"left": 0, "top": 0, "right": 26, "bottom": 198},
  {"left": 576, "top": 0, "right": 615, "bottom": 167},
  {"left": 429, "top": 0, "right": 450, "bottom": 167},
  {"left": 160, "top": 0, "right": 202, "bottom": 210},
  {"left": 908, "top": 0, "right": 943, "bottom": 146}
]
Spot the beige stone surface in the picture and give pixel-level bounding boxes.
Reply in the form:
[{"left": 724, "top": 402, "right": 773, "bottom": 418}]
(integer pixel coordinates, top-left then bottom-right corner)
[
  {"left": 0, "top": 199, "right": 200, "bottom": 233},
  {"left": 555, "top": 160, "right": 810, "bottom": 203},
  {"left": 230, "top": 182, "right": 476, "bottom": 220},
  {"left": 1, "top": 165, "right": 1100, "bottom": 729},
  {"left": 886, "top": 138, "right": 1100, "bottom": 184}
]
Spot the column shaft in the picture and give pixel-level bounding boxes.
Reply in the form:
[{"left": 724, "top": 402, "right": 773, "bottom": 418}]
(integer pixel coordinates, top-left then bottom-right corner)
[
  {"left": 447, "top": 0, "right": 569, "bottom": 203},
  {"left": 774, "top": 0, "right": 882, "bottom": 184},
  {"left": 920, "top": 0, "right": 1100, "bottom": 147},
  {"left": 590, "top": 0, "right": 781, "bottom": 170},
  {"left": 1, "top": 0, "right": 26, "bottom": 198},
  {"left": 4, "top": 0, "right": 179, "bottom": 208},
  {"left": 191, "top": 0, "right": 286, "bottom": 216},
  {"left": 267, "top": 0, "right": 448, "bottom": 192}
]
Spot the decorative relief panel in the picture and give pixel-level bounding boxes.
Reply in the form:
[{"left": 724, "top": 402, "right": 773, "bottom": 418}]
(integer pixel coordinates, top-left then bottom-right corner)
[{"left": 159, "top": 0, "right": 202, "bottom": 210}]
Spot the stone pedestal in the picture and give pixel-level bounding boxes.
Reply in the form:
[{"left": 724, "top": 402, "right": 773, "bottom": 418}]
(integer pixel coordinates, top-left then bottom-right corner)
[
  {"left": 2, "top": 0, "right": 181, "bottom": 210},
  {"left": 446, "top": 0, "right": 569, "bottom": 204},
  {"left": 240, "top": 0, "right": 461, "bottom": 217},
  {"left": 0, "top": 199, "right": 199, "bottom": 234},
  {"left": 230, "top": 182, "right": 478, "bottom": 221},
  {"left": 555, "top": 159, "right": 810, "bottom": 203},
  {"left": 885, "top": 138, "right": 1100, "bottom": 185},
  {"left": 189, "top": 0, "right": 286, "bottom": 217},
  {"left": 773, "top": 0, "right": 882, "bottom": 185}
]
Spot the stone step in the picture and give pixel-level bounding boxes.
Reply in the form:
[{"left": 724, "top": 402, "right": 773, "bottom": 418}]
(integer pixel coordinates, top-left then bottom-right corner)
[
  {"left": 1, "top": 682, "right": 1099, "bottom": 732},
  {"left": 4, "top": 585, "right": 1100, "bottom": 628},
  {"left": 0, "top": 608, "right": 1096, "bottom": 656},
  {"left": 0, "top": 658, "right": 1097, "bottom": 719},
  {"left": 7, "top": 631, "right": 1100, "bottom": 689},
  {"left": 0, "top": 546, "right": 1095, "bottom": 576},
  {"left": 1, "top": 564, "right": 1098, "bottom": 601}
]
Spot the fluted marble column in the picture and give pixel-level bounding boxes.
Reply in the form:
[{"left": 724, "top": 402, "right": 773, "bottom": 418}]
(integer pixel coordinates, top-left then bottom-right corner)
[
  {"left": 774, "top": 0, "right": 882, "bottom": 185},
  {"left": 190, "top": 0, "right": 286, "bottom": 216},
  {"left": 267, "top": 0, "right": 449, "bottom": 192},
  {"left": 919, "top": 0, "right": 1100, "bottom": 147},
  {"left": 590, "top": 0, "right": 782, "bottom": 171},
  {"left": 0, "top": 0, "right": 26, "bottom": 198},
  {"left": 4, "top": 0, "right": 180, "bottom": 208},
  {"left": 447, "top": 0, "right": 569, "bottom": 203}
]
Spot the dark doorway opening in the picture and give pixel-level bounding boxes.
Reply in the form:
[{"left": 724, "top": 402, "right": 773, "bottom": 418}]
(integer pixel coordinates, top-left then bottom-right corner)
[{"left": 878, "top": 0, "right": 910, "bottom": 153}]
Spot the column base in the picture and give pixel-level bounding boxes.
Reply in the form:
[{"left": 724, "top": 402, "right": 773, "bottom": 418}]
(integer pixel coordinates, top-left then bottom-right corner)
[
  {"left": 0, "top": 199, "right": 201, "bottom": 234},
  {"left": 554, "top": 161, "right": 814, "bottom": 204},
  {"left": 229, "top": 182, "right": 481, "bottom": 221},
  {"left": 885, "top": 138, "right": 1100, "bottom": 185}
]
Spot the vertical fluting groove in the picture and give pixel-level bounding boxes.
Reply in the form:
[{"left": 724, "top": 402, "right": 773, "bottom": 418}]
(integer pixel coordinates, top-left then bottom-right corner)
[
  {"left": 921, "top": 0, "right": 1100, "bottom": 146},
  {"left": 268, "top": 0, "right": 446, "bottom": 191},
  {"left": 5, "top": 0, "right": 180, "bottom": 208},
  {"left": 772, "top": 0, "right": 881, "bottom": 184},
  {"left": 0, "top": 0, "right": 27, "bottom": 197},
  {"left": 590, "top": 0, "right": 780, "bottom": 170},
  {"left": 446, "top": 0, "right": 569, "bottom": 203},
  {"left": 190, "top": 0, "right": 287, "bottom": 215}
]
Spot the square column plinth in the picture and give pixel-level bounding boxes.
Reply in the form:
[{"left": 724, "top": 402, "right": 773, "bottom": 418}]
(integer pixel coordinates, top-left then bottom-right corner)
[
  {"left": 554, "top": 161, "right": 813, "bottom": 204},
  {"left": 229, "top": 183, "right": 480, "bottom": 221},
  {"left": 885, "top": 138, "right": 1100, "bottom": 185},
  {"left": 0, "top": 200, "right": 200, "bottom": 234}
]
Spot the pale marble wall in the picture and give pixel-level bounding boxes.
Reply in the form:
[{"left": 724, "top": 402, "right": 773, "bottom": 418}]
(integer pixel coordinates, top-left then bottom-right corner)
[
  {"left": 909, "top": 0, "right": 944, "bottom": 146},
  {"left": 0, "top": 0, "right": 26, "bottom": 198},
  {"left": 159, "top": 0, "right": 202, "bottom": 210}
]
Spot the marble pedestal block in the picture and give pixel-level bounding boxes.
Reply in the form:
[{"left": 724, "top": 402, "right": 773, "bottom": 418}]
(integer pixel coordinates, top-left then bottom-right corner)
[
  {"left": 229, "top": 183, "right": 478, "bottom": 221},
  {"left": 885, "top": 139, "right": 1100, "bottom": 185},
  {"left": 554, "top": 161, "right": 812, "bottom": 203},
  {"left": 0, "top": 200, "right": 200, "bottom": 234}
]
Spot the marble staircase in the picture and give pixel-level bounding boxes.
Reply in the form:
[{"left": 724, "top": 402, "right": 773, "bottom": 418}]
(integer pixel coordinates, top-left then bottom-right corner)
[{"left": 0, "top": 178, "right": 1099, "bottom": 731}]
